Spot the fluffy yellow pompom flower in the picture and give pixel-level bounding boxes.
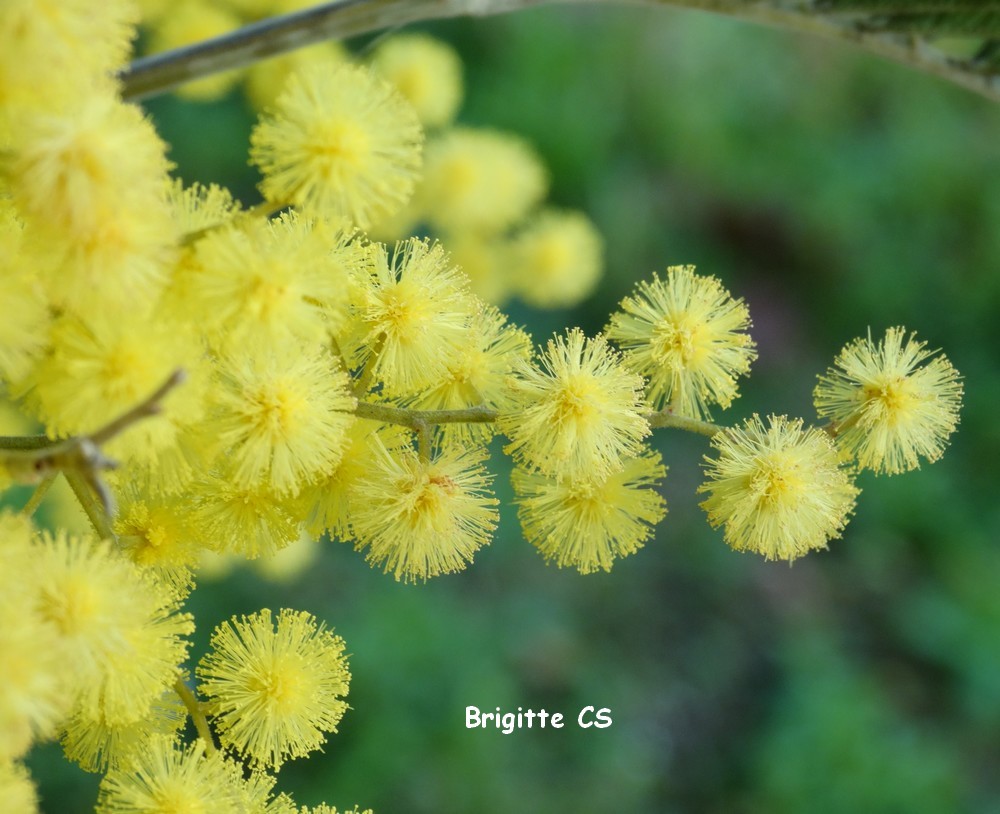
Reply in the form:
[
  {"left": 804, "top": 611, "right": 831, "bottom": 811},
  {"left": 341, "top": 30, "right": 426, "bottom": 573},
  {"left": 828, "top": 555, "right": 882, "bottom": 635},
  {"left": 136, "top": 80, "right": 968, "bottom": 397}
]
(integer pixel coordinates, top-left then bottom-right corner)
[
  {"left": 605, "top": 266, "right": 757, "bottom": 420},
  {"left": 500, "top": 329, "right": 650, "bottom": 480},
  {"left": 190, "top": 212, "right": 367, "bottom": 350},
  {"left": 96, "top": 735, "right": 243, "bottom": 814},
  {"left": 420, "top": 128, "right": 547, "bottom": 235},
  {"left": 511, "top": 209, "right": 604, "bottom": 309},
  {"left": 61, "top": 690, "right": 186, "bottom": 773},
  {"left": 348, "top": 239, "right": 477, "bottom": 396},
  {"left": 113, "top": 480, "right": 208, "bottom": 595},
  {"left": 405, "top": 305, "right": 532, "bottom": 447},
  {"left": 193, "top": 468, "right": 304, "bottom": 559},
  {"left": 814, "top": 327, "right": 963, "bottom": 475},
  {"left": 513, "top": 450, "right": 667, "bottom": 574},
  {"left": 349, "top": 442, "right": 499, "bottom": 582},
  {"left": 699, "top": 415, "right": 860, "bottom": 561},
  {"left": 370, "top": 33, "right": 463, "bottom": 129},
  {"left": 25, "top": 312, "right": 203, "bottom": 475},
  {"left": 8, "top": 93, "right": 177, "bottom": 312},
  {"left": 197, "top": 609, "right": 350, "bottom": 770},
  {"left": 0, "top": 205, "right": 49, "bottom": 384},
  {"left": 0, "top": 1, "right": 137, "bottom": 118},
  {"left": 250, "top": 62, "right": 423, "bottom": 228},
  {"left": 28, "top": 533, "right": 194, "bottom": 725},
  {"left": 0, "top": 598, "right": 69, "bottom": 761},
  {"left": 206, "top": 342, "right": 356, "bottom": 496}
]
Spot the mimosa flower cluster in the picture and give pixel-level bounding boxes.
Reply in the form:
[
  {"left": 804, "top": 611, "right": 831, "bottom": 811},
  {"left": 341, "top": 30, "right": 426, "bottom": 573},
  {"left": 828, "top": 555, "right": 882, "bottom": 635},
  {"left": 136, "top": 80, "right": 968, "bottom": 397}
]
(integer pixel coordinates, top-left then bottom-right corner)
[{"left": 0, "top": 2, "right": 963, "bottom": 812}]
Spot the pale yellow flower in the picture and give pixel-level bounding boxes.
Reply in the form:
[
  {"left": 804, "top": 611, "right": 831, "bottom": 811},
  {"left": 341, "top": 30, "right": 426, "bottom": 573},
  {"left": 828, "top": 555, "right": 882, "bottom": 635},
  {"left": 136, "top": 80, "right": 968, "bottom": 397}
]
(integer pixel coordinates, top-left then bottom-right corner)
[
  {"left": 605, "top": 266, "right": 756, "bottom": 420},
  {"left": 814, "top": 327, "right": 963, "bottom": 475},
  {"left": 197, "top": 609, "right": 350, "bottom": 770},
  {"left": 500, "top": 329, "right": 649, "bottom": 480},
  {"left": 699, "top": 415, "right": 859, "bottom": 561}
]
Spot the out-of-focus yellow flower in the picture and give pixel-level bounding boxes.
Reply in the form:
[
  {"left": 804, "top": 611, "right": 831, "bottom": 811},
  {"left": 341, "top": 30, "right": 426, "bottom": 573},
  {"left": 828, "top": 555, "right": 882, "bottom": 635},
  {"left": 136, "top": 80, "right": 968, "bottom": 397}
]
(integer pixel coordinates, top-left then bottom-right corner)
[
  {"left": 514, "top": 450, "right": 666, "bottom": 574},
  {"left": 501, "top": 329, "right": 649, "bottom": 480},
  {"left": 511, "top": 209, "right": 603, "bottom": 309},
  {"left": 28, "top": 533, "right": 194, "bottom": 725},
  {"left": 699, "top": 415, "right": 859, "bottom": 561},
  {"left": 814, "top": 327, "right": 963, "bottom": 475},
  {"left": 250, "top": 62, "right": 423, "bottom": 228},
  {"left": 0, "top": 760, "right": 38, "bottom": 814},
  {"left": 605, "top": 265, "right": 756, "bottom": 420},
  {"left": 370, "top": 34, "right": 463, "bottom": 129},
  {"left": 419, "top": 128, "right": 547, "bottom": 235},
  {"left": 197, "top": 609, "right": 350, "bottom": 770}
]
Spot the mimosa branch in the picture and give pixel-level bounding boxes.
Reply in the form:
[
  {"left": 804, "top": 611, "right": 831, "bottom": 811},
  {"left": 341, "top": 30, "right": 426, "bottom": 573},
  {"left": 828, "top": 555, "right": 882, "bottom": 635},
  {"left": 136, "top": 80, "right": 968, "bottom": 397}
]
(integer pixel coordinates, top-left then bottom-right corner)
[{"left": 119, "top": 0, "right": 1000, "bottom": 104}]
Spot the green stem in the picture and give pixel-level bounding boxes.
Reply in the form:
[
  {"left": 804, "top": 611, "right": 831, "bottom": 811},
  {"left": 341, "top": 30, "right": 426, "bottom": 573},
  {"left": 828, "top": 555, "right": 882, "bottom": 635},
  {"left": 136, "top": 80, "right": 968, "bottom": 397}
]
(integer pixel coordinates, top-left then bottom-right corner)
[
  {"left": 353, "top": 401, "right": 498, "bottom": 428},
  {"left": 21, "top": 475, "right": 56, "bottom": 517},
  {"left": 65, "top": 471, "right": 117, "bottom": 542},
  {"left": 646, "top": 410, "right": 725, "bottom": 437},
  {"left": 173, "top": 677, "right": 217, "bottom": 755},
  {"left": 353, "top": 333, "right": 385, "bottom": 397},
  {"left": 416, "top": 420, "right": 433, "bottom": 462},
  {"left": 0, "top": 434, "right": 54, "bottom": 451}
]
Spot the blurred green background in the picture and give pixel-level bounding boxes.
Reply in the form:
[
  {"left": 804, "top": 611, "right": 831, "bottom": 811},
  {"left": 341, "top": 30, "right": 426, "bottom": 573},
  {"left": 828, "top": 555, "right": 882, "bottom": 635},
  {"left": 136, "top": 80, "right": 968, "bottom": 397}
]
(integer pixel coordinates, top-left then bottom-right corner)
[{"left": 28, "top": 3, "right": 1000, "bottom": 812}]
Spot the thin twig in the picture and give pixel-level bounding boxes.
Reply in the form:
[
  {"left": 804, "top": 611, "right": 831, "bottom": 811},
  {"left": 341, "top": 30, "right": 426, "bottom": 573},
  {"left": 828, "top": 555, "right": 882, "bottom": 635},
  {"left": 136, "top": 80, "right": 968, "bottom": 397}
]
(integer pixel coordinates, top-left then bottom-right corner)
[
  {"left": 65, "top": 470, "right": 117, "bottom": 541},
  {"left": 90, "top": 369, "right": 187, "bottom": 446},
  {"left": 353, "top": 400, "right": 498, "bottom": 428},
  {"left": 118, "top": 0, "right": 1000, "bottom": 104},
  {"left": 173, "top": 677, "right": 218, "bottom": 755},
  {"left": 646, "top": 409, "right": 724, "bottom": 437},
  {"left": 21, "top": 474, "right": 56, "bottom": 518}
]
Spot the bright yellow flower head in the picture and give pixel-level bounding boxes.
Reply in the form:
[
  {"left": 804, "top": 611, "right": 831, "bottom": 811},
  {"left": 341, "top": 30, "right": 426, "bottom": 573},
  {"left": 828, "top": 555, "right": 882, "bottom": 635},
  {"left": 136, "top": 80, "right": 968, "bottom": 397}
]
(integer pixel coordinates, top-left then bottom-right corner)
[
  {"left": 605, "top": 266, "right": 757, "bottom": 420},
  {"left": 113, "top": 479, "right": 208, "bottom": 595},
  {"left": 511, "top": 209, "right": 603, "bottom": 309},
  {"left": 190, "top": 212, "right": 367, "bottom": 350},
  {"left": 420, "top": 128, "right": 547, "bottom": 235},
  {"left": 347, "top": 239, "right": 478, "bottom": 396},
  {"left": 9, "top": 93, "right": 177, "bottom": 312},
  {"left": 193, "top": 469, "right": 304, "bottom": 559},
  {"left": 814, "top": 327, "right": 963, "bottom": 475},
  {"left": 370, "top": 33, "right": 463, "bottom": 129},
  {"left": 0, "top": 529, "right": 70, "bottom": 760},
  {"left": 514, "top": 450, "right": 667, "bottom": 574},
  {"left": 61, "top": 690, "right": 186, "bottom": 774},
  {"left": 348, "top": 442, "right": 499, "bottom": 582},
  {"left": 250, "top": 62, "right": 423, "bottom": 228},
  {"left": 500, "top": 329, "right": 650, "bottom": 480},
  {"left": 0, "top": 207, "right": 48, "bottom": 384},
  {"left": 29, "top": 533, "right": 194, "bottom": 725},
  {"left": 25, "top": 312, "right": 203, "bottom": 474},
  {"left": 699, "top": 415, "right": 860, "bottom": 561},
  {"left": 96, "top": 735, "right": 243, "bottom": 814},
  {"left": 206, "top": 341, "right": 356, "bottom": 496},
  {"left": 197, "top": 609, "right": 350, "bottom": 770}
]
